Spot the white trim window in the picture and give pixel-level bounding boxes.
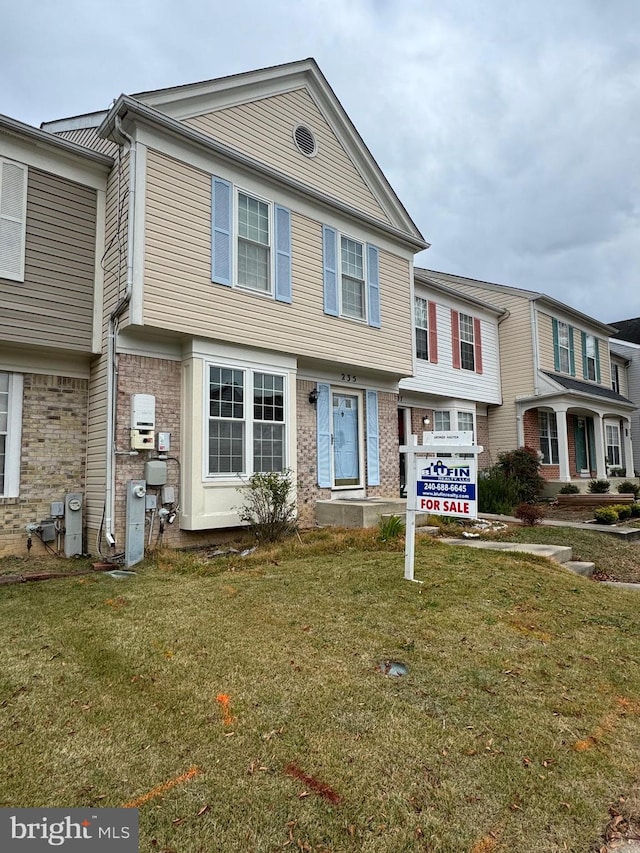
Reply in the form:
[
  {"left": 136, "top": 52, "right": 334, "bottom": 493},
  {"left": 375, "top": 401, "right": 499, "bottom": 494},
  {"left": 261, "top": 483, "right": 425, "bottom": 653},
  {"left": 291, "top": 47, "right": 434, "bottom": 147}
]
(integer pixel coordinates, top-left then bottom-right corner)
[
  {"left": 207, "top": 365, "right": 286, "bottom": 476},
  {"left": 0, "top": 158, "right": 28, "bottom": 282},
  {"left": 322, "top": 226, "right": 381, "bottom": 328},
  {"left": 605, "top": 422, "right": 621, "bottom": 468},
  {"left": 415, "top": 297, "right": 429, "bottom": 360},
  {"left": 539, "top": 411, "right": 559, "bottom": 465},
  {"left": 611, "top": 363, "right": 620, "bottom": 394},
  {"left": 457, "top": 411, "right": 474, "bottom": 435},
  {"left": 237, "top": 191, "right": 271, "bottom": 294},
  {"left": 585, "top": 334, "right": 597, "bottom": 381},
  {"left": 340, "top": 235, "right": 366, "bottom": 320},
  {"left": 459, "top": 313, "right": 475, "bottom": 371},
  {"left": 557, "top": 322, "right": 571, "bottom": 374},
  {"left": 434, "top": 410, "right": 451, "bottom": 431},
  {"left": 0, "top": 372, "right": 23, "bottom": 496}
]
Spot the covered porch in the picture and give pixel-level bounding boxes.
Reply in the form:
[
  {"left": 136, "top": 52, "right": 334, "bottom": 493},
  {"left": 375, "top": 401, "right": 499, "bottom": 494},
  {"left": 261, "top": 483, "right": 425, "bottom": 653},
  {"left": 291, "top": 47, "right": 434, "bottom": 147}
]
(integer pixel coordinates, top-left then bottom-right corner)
[{"left": 517, "top": 389, "right": 635, "bottom": 485}]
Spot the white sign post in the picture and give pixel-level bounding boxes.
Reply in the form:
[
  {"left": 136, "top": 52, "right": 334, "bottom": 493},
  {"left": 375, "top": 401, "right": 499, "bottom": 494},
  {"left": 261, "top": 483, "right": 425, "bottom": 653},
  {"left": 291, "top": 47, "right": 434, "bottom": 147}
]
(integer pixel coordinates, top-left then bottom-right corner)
[{"left": 400, "top": 433, "right": 483, "bottom": 583}]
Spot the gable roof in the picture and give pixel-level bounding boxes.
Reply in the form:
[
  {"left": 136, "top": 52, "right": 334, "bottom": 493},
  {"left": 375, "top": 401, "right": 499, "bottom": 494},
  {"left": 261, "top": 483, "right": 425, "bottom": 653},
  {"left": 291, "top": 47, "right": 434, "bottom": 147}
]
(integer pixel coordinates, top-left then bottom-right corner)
[
  {"left": 414, "top": 268, "right": 507, "bottom": 318},
  {"left": 0, "top": 113, "right": 113, "bottom": 168},
  {"left": 421, "top": 268, "right": 616, "bottom": 336}
]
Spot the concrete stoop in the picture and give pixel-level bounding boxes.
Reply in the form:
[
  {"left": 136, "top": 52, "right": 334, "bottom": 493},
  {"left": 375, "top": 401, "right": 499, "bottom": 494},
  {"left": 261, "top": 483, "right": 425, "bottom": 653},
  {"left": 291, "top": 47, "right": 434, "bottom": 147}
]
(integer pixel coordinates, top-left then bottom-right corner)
[
  {"left": 440, "top": 539, "right": 595, "bottom": 577},
  {"left": 315, "top": 498, "right": 409, "bottom": 529}
]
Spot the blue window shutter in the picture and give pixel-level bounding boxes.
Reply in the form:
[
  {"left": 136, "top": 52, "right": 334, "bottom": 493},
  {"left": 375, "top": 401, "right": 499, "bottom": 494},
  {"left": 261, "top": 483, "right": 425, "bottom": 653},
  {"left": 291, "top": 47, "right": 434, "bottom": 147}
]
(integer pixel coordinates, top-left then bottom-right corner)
[
  {"left": 316, "top": 383, "right": 332, "bottom": 488},
  {"left": 581, "top": 332, "right": 588, "bottom": 379},
  {"left": 211, "top": 176, "right": 232, "bottom": 286},
  {"left": 568, "top": 326, "right": 575, "bottom": 375},
  {"left": 322, "top": 226, "right": 338, "bottom": 316},
  {"left": 366, "top": 390, "right": 380, "bottom": 486},
  {"left": 367, "top": 245, "right": 381, "bottom": 328},
  {"left": 595, "top": 338, "right": 601, "bottom": 382},
  {"left": 274, "top": 205, "right": 292, "bottom": 303},
  {"left": 552, "top": 318, "right": 560, "bottom": 371}
]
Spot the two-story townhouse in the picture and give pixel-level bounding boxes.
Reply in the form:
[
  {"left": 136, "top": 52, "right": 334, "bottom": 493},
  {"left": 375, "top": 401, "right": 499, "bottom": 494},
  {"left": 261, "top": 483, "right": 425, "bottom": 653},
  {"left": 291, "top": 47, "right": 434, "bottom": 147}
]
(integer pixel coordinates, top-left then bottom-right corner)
[
  {"left": 610, "top": 341, "right": 640, "bottom": 476},
  {"left": 397, "top": 268, "right": 505, "bottom": 491},
  {"left": 421, "top": 269, "right": 636, "bottom": 489},
  {"left": 43, "top": 59, "right": 427, "bottom": 556},
  {"left": 0, "top": 115, "right": 111, "bottom": 556}
]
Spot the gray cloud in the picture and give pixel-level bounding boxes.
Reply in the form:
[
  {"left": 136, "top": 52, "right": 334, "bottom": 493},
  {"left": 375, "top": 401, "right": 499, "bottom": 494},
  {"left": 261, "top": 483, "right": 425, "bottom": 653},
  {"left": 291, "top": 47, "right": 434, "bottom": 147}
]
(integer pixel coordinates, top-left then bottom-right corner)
[{"left": 2, "top": 0, "right": 639, "bottom": 322}]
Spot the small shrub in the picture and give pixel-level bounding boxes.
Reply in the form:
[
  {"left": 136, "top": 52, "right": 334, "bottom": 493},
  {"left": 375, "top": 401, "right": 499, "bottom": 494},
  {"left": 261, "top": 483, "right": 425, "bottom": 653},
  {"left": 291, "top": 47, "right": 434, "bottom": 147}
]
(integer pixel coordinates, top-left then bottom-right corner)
[
  {"left": 617, "top": 480, "right": 640, "bottom": 499},
  {"left": 514, "top": 502, "right": 545, "bottom": 526},
  {"left": 478, "top": 468, "right": 522, "bottom": 514},
  {"left": 594, "top": 506, "right": 618, "bottom": 525},
  {"left": 629, "top": 503, "right": 640, "bottom": 518},
  {"left": 558, "top": 484, "right": 580, "bottom": 494},
  {"left": 609, "top": 467, "right": 625, "bottom": 478},
  {"left": 588, "top": 479, "right": 610, "bottom": 494},
  {"left": 378, "top": 514, "right": 404, "bottom": 541},
  {"left": 496, "top": 446, "right": 545, "bottom": 503},
  {"left": 612, "top": 504, "right": 632, "bottom": 521},
  {"left": 236, "top": 469, "right": 297, "bottom": 543}
]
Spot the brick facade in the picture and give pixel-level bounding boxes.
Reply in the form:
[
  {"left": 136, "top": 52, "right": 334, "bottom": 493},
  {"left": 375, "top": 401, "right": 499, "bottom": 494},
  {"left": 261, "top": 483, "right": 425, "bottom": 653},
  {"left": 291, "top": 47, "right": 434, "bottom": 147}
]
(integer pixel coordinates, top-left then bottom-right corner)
[
  {"left": 367, "top": 390, "right": 401, "bottom": 500},
  {"left": 0, "top": 373, "right": 88, "bottom": 557}
]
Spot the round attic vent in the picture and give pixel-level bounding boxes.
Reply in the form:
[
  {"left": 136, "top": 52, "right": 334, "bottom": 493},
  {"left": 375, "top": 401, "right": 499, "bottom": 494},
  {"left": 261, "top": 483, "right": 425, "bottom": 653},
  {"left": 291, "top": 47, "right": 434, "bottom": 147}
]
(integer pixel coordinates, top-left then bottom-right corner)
[{"left": 293, "top": 124, "right": 317, "bottom": 157}]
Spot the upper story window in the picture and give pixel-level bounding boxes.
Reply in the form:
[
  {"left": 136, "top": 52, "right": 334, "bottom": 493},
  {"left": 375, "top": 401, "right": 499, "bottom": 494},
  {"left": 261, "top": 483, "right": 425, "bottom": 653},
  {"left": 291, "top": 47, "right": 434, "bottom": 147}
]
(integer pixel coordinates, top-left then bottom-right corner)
[
  {"left": 211, "top": 176, "right": 291, "bottom": 303},
  {"left": 414, "top": 298, "right": 438, "bottom": 363},
  {"left": 0, "top": 371, "right": 22, "bottom": 497},
  {"left": 0, "top": 158, "right": 28, "bottom": 282},
  {"left": 581, "top": 332, "right": 601, "bottom": 383},
  {"left": 612, "top": 363, "right": 620, "bottom": 394},
  {"left": 207, "top": 364, "right": 286, "bottom": 477},
  {"left": 322, "top": 226, "right": 380, "bottom": 328},
  {"left": 451, "top": 310, "right": 483, "bottom": 374},
  {"left": 552, "top": 318, "right": 575, "bottom": 375},
  {"left": 237, "top": 193, "right": 270, "bottom": 293}
]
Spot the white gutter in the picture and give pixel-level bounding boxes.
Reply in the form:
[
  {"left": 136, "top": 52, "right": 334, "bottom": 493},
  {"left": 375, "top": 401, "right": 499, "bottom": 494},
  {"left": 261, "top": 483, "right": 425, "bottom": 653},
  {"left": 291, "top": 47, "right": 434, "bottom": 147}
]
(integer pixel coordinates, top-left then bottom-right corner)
[
  {"left": 530, "top": 299, "right": 540, "bottom": 396},
  {"left": 104, "top": 115, "right": 136, "bottom": 547}
]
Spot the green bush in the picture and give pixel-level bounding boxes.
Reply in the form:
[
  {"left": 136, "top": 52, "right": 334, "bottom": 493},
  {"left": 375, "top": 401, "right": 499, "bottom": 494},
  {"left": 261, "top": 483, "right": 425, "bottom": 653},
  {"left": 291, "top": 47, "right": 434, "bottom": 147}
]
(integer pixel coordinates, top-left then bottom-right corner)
[
  {"left": 496, "top": 446, "right": 545, "bottom": 503},
  {"left": 629, "top": 503, "right": 640, "bottom": 518},
  {"left": 558, "top": 483, "right": 580, "bottom": 494},
  {"left": 236, "top": 469, "right": 297, "bottom": 542},
  {"left": 594, "top": 506, "right": 618, "bottom": 525},
  {"left": 588, "top": 479, "right": 610, "bottom": 494},
  {"left": 612, "top": 504, "right": 632, "bottom": 521},
  {"left": 617, "top": 480, "right": 640, "bottom": 499},
  {"left": 478, "top": 468, "right": 522, "bottom": 514},
  {"left": 514, "top": 502, "right": 545, "bottom": 526},
  {"left": 378, "top": 514, "right": 404, "bottom": 541}
]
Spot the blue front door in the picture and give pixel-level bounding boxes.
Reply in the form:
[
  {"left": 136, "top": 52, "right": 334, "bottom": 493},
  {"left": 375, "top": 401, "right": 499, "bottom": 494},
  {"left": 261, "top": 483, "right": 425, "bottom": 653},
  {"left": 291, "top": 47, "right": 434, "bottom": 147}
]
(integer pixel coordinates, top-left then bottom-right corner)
[{"left": 333, "top": 393, "right": 360, "bottom": 486}]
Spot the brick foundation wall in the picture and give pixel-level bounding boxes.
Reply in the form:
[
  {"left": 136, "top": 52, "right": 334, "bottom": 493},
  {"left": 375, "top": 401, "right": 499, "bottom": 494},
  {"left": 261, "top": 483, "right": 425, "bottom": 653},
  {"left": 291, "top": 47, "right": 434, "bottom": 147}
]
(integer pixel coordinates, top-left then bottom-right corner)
[{"left": 0, "top": 374, "right": 88, "bottom": 558}]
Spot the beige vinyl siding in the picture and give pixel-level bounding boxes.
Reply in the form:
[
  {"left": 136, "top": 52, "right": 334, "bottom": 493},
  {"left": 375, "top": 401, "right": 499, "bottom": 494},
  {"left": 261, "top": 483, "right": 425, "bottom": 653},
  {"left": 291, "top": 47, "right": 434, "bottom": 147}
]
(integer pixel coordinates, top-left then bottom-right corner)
[
  {"left": 451, "top": 282, "right": 535, "bottom": 455},
  {"left": 0, "top": 167, "right": 97, "bottom": 351},
  {"left": 143, "top": 149, "right": 412, "bottom": 375},
  {"left": 538, "top": 310, "right": 612, "bottom": 387},
  {"left": 56, "top": 128, "right": 118, "bottom": 158},
  {"left": 185, "top": 88, "right": 389, "bottom": 223}
]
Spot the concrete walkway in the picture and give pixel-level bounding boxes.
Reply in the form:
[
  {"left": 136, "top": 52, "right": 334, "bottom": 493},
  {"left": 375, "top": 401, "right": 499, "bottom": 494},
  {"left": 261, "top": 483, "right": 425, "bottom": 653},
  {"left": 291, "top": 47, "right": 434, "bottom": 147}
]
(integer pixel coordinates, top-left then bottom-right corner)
[
  {"left": 440, "top": 537, "right": 596, "bottom": 577},
  {"left": 480, "top": 513, "right": 640, "bottom": 540}
]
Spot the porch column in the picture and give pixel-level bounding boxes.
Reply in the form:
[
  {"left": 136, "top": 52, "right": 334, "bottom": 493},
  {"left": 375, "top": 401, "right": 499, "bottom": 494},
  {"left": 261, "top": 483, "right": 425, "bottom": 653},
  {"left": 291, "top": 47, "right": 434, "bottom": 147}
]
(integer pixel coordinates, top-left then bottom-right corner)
[
  {"left": 592, "top": 413, "right": 607, "bottom": 479},
  {"left": 555, "top": 406, "right": 570, "bottom": 482},
  {"left": 623, "top": 418, "right": 634, "bottom": 478}
]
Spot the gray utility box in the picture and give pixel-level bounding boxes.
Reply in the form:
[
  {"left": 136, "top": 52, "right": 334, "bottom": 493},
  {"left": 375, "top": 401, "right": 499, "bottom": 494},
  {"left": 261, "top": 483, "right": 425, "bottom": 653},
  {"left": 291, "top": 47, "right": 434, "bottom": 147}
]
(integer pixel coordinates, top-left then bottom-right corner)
[
  {"left": 125, "top": 480, "right": 147, "bottom": 567},
  {"left": 64, "top": 493, "right": 83, "bottom": 557},
  {"left": 144, "top": 460, "right": 167, "bottom": 487}
]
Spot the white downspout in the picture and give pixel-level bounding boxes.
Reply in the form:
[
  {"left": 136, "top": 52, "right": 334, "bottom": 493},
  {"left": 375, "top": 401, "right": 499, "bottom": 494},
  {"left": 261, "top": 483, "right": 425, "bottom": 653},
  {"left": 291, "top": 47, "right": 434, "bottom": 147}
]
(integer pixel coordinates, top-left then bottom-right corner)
[
  {"left": 530, "top": 300, "right": 540, "bottom": 396},
  {"left": 104, "top": 115, "right": 136, "bottom": 547}
]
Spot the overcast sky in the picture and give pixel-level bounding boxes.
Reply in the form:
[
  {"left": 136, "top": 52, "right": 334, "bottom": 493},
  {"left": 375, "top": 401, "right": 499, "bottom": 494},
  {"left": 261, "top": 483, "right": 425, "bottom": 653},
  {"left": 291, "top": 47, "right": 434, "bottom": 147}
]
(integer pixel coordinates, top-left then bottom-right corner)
[{"left": 2, "top": 0, "right": 639, "bottom": 324}]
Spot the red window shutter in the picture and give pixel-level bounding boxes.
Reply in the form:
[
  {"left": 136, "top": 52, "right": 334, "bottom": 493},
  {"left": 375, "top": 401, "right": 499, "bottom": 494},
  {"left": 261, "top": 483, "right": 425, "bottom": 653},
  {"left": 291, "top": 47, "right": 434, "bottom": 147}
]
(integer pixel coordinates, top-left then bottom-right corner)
[
  {"left": 451, "top": 310, "right": 461, "bottom": 369},
  {"left": 428, "top": 301, "right": 438, "bottom": 364},
  {"left": 473, "top": 317, "right": 483, "bottom": 374}
]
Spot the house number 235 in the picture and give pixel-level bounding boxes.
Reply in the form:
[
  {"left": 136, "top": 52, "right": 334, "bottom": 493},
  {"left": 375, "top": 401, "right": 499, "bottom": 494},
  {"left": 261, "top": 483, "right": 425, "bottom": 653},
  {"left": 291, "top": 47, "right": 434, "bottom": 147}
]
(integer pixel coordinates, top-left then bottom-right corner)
[{"left": 341, "top": 373, "right": 357, "bottom": 383}]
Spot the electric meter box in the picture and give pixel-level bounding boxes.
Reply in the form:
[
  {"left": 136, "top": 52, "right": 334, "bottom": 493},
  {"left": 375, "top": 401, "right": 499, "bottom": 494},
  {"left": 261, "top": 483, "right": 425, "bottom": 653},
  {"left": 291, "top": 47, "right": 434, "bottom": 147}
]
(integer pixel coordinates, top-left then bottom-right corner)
[
  {"left": 144, "top": 460, "right": 168, "bottom": 487},
  {"left": 131, "top": 394, "right": 156, "bottom": 450}
]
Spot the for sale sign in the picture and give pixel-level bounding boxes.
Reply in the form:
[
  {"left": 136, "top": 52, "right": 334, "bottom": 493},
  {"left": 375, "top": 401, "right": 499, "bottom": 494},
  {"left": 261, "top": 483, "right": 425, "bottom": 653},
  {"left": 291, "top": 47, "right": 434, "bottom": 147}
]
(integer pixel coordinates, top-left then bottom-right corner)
[{"left": 416, "top": 457, "right": 477, "bottom": 518}]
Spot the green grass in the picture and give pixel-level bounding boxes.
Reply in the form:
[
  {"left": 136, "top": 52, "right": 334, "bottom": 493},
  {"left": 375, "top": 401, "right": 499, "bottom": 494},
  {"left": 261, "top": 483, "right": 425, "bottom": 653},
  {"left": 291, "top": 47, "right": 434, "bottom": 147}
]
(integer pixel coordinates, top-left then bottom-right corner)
[{"left": 1, "top": 533, "right": 640, "bottom": 852}]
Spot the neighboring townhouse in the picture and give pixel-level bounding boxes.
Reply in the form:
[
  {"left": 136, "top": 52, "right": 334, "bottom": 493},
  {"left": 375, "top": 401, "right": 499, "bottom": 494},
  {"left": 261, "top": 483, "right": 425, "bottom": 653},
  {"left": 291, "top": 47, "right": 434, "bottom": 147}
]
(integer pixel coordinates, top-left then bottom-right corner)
[
  {"left": 421, "top": 270, "right": 636, "bottom": 489},
  {"left": 609, "top": 341, "right": 640, "bottom": 476},
  {"left": 38, "top": 59, "right": 427, "bottom": 557},
  {"left": 398, "top": 268, "right": 505, "bottom": 491},
  {"left": 0, "top": 115, "right": 111, "bottom": 556}
]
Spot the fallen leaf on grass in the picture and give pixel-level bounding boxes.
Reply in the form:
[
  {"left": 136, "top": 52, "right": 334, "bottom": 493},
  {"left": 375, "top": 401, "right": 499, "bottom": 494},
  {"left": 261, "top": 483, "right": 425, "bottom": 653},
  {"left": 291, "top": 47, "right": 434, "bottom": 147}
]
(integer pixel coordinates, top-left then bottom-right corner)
[{"left": 196, "top": 805, "right": 210, "bottom": 817}]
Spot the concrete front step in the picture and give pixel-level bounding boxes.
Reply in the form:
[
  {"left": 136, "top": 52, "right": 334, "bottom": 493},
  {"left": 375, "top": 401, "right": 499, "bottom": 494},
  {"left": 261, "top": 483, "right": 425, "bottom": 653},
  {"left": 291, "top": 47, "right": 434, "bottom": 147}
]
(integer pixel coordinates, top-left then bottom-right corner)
[
  {"left": 564, "top": 561, "right": 596, "bottom": 577},
  {"left": 315, "top": 498, "right": 408, "bottom": 529},
  {"left": 441, "top": 539, "right": 573, "bottom": 564}
]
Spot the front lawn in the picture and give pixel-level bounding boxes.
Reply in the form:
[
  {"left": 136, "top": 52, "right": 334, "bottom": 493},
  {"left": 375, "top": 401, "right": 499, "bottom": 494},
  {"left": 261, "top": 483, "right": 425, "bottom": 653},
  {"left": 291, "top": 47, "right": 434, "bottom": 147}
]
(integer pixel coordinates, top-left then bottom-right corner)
[{"left": 1, "top": 532, "right": 639, "bottom": 852}]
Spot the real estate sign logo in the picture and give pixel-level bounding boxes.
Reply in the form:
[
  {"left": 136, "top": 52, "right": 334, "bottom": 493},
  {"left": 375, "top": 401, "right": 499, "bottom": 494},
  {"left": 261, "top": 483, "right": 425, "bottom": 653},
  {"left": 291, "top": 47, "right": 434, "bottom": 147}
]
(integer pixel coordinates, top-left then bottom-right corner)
[
  {"left": 416, "top": 457, "right": 477, "bottom": 518},
  {"left": 0, "top": 809, "right": 138, "bottom": 851}
]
